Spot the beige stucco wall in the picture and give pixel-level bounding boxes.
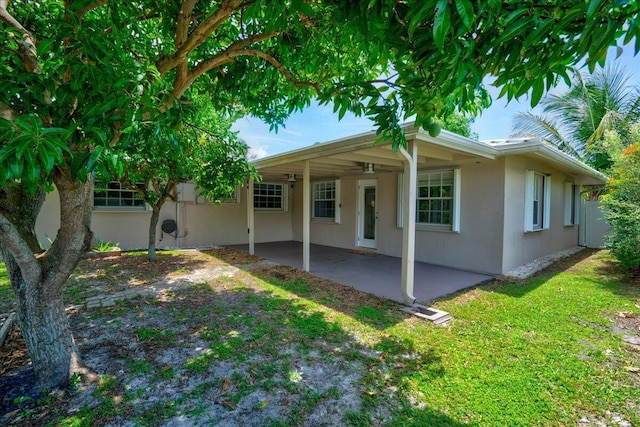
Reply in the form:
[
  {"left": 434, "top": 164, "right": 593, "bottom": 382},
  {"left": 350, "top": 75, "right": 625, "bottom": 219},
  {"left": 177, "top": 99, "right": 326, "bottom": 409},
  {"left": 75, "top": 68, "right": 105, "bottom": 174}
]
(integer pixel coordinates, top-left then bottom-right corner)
[
  {"left": 292, "top": 160, "right": 506, "bottom": 275},
  {"left": 35, "top": 181, "right": 293, "bottom": 251},
  {"left": 501, "top": 156, "right": 580, "bottom": 273},
  {"left": 412, "top": 160, "right": 506, "bottom": 274},
  {"left": 36, "top": 187, "right": 163, "bottom": 250}
]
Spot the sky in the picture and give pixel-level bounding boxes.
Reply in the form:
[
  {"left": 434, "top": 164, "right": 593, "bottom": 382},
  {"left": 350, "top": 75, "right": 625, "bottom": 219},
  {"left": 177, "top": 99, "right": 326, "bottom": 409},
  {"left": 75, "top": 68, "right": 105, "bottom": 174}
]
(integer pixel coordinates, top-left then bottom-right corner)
[{"left": 233, "top": 44, "right": 640, "bottom": 159}]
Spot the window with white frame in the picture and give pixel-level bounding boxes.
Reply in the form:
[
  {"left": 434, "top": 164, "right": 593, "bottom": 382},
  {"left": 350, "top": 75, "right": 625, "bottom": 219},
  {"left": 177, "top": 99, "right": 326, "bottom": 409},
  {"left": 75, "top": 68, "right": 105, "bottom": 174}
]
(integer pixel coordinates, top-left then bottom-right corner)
[
  {"left": 94, "top": 181, "right": 146, "bottom": 210},
  {"left": 524, "top": 171, "right": 550, "bottom": 231},
  {"left": 312, "top": 179, "right": 341, "bottom": 222},
  {"left": 254, "top": 182, "right": 286, "bottom": 210},
  {"left": 196, "top": 187, "right": 240, "bottom": 204},
  {"left": 564, "top": 182, "right": 581, "bottom": 226},
  {"left": 397, "top": 169, "right": 460, "bottom": 232},
  {"left": 417, "top": 170, "right": 455, "bottom": 226}
]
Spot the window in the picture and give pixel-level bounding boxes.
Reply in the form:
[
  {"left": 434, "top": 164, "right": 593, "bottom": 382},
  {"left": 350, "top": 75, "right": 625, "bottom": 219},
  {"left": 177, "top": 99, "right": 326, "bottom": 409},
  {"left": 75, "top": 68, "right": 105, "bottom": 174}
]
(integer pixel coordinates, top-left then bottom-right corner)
[
  {"left": 397, "top": 169, "right": 460, "bottom": 232},
  {"left": 196, "top": 187, "right": 240, "bottom": 204},
  {"left": 254, "top": 183, "right": 286, "bottom": 210},
  {"left": 417, "top": 170, "right": 455, "bottom": 226},
  {"left": 94, "top": 181, "right": 146, "bottom": 210},
  {"left": 312, "top": 180, "right": 341, "bottom": 222},
  {"left": 564, "top": 182, "right": 580, "bottom": 226},
  {"left": 524, "top": 171, "right": 550, "bottom": 231}
]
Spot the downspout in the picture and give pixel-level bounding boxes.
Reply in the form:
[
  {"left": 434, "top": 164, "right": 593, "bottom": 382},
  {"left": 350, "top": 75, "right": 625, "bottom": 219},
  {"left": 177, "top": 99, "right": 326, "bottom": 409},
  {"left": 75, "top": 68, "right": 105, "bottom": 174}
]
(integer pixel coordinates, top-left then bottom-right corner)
[
  {"left": 302, "top": 160, "right": 310, "bottom": 272},
  {"left": 248, "top": 179, "right": 255, "bottom": 255},
  {"left": 398, "top": 140, "right": 418, "bottom": 305}
]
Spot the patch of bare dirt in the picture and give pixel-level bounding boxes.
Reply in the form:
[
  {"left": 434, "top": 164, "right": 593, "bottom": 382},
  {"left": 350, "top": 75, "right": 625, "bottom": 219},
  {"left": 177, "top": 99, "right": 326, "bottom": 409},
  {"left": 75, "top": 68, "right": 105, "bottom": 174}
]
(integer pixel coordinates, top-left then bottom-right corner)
[
  {"left": 0, "top": 325, "right": 29, "bottom": 376},
  {"left": 0, "top": 249, "right": 386, "bottom": 426},
  {"left": 202, "top": 247, "right": 263, "bottom": 265}
]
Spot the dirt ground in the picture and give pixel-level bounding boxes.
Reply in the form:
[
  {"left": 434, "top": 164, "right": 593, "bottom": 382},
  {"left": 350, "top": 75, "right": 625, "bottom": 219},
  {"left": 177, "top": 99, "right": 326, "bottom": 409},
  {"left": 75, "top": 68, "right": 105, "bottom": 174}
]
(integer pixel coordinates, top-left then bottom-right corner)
[{"left": 0, "top": 249, "right": 391, "bottom": 426}]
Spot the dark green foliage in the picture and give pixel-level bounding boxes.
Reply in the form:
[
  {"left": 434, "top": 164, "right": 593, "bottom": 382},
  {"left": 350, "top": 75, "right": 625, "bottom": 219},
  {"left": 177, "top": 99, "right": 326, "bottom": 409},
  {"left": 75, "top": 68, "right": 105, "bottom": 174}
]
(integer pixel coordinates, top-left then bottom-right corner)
[{"left": 602, "top": 143, "right": 640, "bottom": 269}]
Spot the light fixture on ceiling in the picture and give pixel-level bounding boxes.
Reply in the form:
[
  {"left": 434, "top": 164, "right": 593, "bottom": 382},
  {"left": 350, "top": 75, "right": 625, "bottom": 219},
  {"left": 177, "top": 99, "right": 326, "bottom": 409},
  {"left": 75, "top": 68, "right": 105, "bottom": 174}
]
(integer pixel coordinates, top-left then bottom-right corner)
[
  {"left": 363, "top": 163, "right": 375, "bottom": 174},
  {"left": 288, "top": 173, "right": 297, "bottom": 188}
]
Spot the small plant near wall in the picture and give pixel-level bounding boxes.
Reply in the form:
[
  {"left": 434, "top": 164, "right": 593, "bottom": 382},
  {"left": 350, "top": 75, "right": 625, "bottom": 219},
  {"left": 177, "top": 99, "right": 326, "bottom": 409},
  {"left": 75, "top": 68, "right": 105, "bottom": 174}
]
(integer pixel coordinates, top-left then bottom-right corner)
[{"left": 92, "top": 240, "right": 121, "bottom": 253}]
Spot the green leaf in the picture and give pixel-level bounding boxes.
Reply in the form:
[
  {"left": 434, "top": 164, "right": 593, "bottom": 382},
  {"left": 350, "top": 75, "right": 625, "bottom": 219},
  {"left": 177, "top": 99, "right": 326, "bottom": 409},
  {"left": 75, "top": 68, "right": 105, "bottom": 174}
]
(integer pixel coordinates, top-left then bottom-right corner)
[
  {"left": 9, "top": 159, "right": 23, "bottom": 178},
  {"left": 433, "top": 0, "right": 451, "bottom": 51},
  {"left": 455, "top": 0, "right": 475, "bottom": 30},
  {"left": 86, "top": 145, "right": 105, "bottom": 172},
  {"left": 587, "top": 0, "right": 606, "bottom": 19},
  {"left": 497, "top": 19, "right": 530, "bottom": 44},
  {"left": 37, "top": 38, "right": 56, "bottom": 57},
  {"left": 530, "top": 79, "right": 545, "bottom": 108}
]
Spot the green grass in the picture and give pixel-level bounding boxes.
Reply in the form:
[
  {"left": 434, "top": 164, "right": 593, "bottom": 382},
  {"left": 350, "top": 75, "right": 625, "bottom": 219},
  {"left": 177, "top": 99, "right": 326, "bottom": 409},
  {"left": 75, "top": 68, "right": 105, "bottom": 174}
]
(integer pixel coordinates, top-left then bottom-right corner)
[
  {"left": 0, "top": 261, "right": 13, "bottom": 310},
  {"left": 248, "top": 252, "right": 640, "bottom": 426},
  {"left": 4, "top": 250, "right": 640, "bottom": 426}
]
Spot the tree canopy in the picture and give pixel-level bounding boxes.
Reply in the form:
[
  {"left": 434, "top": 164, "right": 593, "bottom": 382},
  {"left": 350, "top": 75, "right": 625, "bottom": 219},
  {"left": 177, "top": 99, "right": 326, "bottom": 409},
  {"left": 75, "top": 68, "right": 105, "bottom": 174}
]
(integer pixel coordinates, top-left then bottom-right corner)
[{"left": 1, "top": 0, "right": 639, "bottom": 389}]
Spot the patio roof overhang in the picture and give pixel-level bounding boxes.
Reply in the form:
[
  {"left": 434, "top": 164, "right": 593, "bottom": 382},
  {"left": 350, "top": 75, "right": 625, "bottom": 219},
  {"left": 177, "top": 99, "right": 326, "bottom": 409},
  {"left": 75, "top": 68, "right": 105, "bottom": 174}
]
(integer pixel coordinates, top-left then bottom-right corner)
[{"left": 253, "top": 124, "right": 497, "bottom": 181}]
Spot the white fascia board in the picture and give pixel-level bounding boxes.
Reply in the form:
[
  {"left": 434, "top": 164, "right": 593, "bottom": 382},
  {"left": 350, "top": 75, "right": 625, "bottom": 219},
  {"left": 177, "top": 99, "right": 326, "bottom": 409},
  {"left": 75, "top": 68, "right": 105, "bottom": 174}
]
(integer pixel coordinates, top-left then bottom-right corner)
[
  {"left": 253, "top": 130, "right": 387, "bottom": 170},
  {"left": 490, "top": 138, "right": 606, "bottom": 183},
  {"left": 254, "top": 123, "right": 499, "bottom": 170},
  {"left": 413, "top": 128, "right": 497, "bottom": 159}
]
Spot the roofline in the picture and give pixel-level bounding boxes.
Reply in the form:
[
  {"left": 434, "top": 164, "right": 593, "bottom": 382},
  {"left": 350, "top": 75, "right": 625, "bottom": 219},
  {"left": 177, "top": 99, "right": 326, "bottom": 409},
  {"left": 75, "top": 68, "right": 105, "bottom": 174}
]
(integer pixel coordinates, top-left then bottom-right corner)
[
  {"left": 252, "top": 128, "right": 385, "bottom": 169},
  {"left": 252, "top": 124, "right": 605, "bottom": 182},
  {"left": 487, "top": 137, "right": 606, "bottom": 182},
  {"left": 253, "top": 123, "right": 496, "bottom": 169}
]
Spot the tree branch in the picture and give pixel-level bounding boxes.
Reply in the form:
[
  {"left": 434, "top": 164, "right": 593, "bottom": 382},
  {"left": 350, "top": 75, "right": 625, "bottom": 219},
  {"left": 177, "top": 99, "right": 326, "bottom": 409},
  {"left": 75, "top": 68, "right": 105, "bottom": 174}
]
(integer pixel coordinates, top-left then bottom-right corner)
[
  {"left": 170, "top": 30, "right": 279, "bottom": 98},
  {"left": 175, "top": 0, "right": 198, "bottom": 83},
  {"left": 0, "top": 0, "right": 40, "bottom": 72},
  {"left": 77, "top": 0, "right": 107, "bottom": 19},
  {"left": 157, "top": 0, "right": 244, "bottom": 74},
  {"left": 0, "top": 213, "right": 42, "bottom": 286},
  {"left": 43, "top": 169, "right": 94, "bottom": 293},
  {"left": 241, "top": 49, "right": 321, "bottom": 95}
]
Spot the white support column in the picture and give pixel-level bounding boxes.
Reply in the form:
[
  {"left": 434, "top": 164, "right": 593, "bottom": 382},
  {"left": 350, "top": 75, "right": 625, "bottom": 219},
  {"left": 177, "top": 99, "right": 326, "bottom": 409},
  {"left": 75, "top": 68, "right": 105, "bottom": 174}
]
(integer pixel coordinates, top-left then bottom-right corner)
[
  {"left": 302, "top": 160, "right": 311, "bottom": 272},
  {"left": 247, "top": 178, "right": 255, "bottom": 255},
  {"left": 399, "top": 140, "right": 417, "bottom": 305}
]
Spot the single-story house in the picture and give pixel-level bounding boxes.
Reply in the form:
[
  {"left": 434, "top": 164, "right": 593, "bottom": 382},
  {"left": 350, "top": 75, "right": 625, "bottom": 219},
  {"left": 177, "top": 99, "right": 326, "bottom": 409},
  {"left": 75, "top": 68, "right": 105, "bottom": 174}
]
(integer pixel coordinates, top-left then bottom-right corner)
[{"left": 36, "top": 123, "right": 606, "bottom": 304}]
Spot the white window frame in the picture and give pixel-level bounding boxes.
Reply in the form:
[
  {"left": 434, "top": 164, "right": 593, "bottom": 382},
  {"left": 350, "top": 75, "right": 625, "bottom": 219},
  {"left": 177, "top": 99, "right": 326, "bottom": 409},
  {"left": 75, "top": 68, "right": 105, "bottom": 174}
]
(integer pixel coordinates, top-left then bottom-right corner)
[
  {"left": 253, "top": 182, "right": 288, "bottom": 211},
  {"left": 397, "top": 168, "right": 460, "bottom": 232},
  {"left": 524, "top": 170, "right": 551, "bottom": 232},
  {"left": 93, "top": 181, "right": 147, "bottom": 211},
  {"left": 195, "top": 186, "right": 240, "bottom": 205},
  {"left": 312, "top": 179, "right": 341, "bottom": 223},
  {"left": 564, "top": 182, "right": 581, "bottom": 226}
]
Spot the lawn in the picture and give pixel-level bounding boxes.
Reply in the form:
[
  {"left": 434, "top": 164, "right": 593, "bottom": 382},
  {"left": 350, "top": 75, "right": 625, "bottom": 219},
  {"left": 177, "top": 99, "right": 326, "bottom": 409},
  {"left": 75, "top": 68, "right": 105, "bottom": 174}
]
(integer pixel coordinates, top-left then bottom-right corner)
[{"left": 0, "top": 249, "right": 639, "bottom": 426}]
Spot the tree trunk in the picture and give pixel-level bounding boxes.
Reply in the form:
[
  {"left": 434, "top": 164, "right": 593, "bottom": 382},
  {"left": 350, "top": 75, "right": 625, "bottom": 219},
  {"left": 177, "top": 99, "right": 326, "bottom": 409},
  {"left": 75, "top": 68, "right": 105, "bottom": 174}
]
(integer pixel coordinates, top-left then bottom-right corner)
[
  {"left": 0, "top": 170, "right": 93, "bottom": 389},
  {"left": 12, "top": 267, "right": 79, "bottom": 388},
  {"left": 148, "top": 205, "right": 160, "bottom": 262}
]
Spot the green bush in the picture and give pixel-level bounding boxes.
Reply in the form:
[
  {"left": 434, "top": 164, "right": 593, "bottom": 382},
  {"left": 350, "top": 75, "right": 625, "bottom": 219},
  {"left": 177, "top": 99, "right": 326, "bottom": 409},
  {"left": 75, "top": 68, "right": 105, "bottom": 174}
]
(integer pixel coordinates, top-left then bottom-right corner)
[{"left": 602, "top": 142, "right": 640, "bottom": 269}]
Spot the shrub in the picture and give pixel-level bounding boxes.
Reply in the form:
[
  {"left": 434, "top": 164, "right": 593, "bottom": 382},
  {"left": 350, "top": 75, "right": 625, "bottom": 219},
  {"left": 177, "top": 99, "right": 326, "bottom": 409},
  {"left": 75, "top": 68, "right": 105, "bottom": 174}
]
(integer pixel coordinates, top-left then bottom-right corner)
[{"left": 601, "top": 143, "right": 640, "bottom": 269}]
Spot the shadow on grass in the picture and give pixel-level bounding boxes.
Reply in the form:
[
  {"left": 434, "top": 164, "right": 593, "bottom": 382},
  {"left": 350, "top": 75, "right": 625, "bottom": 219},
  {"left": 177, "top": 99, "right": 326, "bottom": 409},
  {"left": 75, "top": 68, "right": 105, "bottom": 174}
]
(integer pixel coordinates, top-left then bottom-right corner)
[
  {"left": 1, "top": 274, "right": 458, "bottom": 426},
  {"left": 247, "top": 265, "right": 408, "bottom": 330},
  {"left": 437, "top": 249, "right": 601, "bottom": 303}
]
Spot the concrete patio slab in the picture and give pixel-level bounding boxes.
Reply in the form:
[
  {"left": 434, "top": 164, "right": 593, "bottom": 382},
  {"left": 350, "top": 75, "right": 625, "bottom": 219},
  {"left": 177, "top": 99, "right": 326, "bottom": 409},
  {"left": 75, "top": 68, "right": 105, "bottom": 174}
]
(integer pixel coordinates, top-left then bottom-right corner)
[{"left": 227, "top": 241, "right": 493, "bottom": 304}]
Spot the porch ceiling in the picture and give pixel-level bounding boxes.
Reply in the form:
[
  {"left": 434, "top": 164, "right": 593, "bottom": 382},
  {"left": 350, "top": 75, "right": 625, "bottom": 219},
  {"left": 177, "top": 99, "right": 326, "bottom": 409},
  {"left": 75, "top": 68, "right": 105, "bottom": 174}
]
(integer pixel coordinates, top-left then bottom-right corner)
[{"left": 256, "top": 138, "right": 488, "bottom": 181}]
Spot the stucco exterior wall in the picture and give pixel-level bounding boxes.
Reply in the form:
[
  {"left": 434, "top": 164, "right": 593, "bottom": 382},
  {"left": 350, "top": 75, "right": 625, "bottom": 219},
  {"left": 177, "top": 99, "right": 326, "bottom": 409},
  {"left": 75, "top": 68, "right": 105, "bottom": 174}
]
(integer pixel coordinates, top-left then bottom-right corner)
[
  {"left": 292, "top": 160, "right": 506, "bottom": 275},
  {"left": 36, "top": 187, "right": 161, "bottom": 250},
  {"left": 35, "top": 181, "right": 293, "bottom": 251},
  {"left": 412, "top": 159, "right": 506, "bottom": 274},
  {"left": 501, "top": 156, "right": 580, "bottom": 273}
]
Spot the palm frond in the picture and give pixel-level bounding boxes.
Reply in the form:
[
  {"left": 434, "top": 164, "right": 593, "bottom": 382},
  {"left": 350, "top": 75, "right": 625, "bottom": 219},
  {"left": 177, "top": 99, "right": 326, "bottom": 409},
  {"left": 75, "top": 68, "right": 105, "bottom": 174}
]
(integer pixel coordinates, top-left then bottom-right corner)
[{"left": 512, "top": 112, "right": 581, "bottom": 157}]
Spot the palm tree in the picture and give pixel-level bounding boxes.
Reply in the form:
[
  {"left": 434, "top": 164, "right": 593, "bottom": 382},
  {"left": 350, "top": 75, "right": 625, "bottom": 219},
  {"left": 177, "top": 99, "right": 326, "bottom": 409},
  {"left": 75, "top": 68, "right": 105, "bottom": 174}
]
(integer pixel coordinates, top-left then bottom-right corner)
[{"left": 512, "top": 64, "right": 640, "bottom": 170}]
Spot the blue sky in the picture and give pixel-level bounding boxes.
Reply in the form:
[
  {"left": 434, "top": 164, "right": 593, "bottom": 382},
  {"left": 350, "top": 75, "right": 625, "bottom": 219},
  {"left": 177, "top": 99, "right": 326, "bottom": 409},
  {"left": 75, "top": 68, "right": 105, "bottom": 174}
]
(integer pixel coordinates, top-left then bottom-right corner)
[{"left": 234, "top": 45, "right": 640, "bottom": 159}]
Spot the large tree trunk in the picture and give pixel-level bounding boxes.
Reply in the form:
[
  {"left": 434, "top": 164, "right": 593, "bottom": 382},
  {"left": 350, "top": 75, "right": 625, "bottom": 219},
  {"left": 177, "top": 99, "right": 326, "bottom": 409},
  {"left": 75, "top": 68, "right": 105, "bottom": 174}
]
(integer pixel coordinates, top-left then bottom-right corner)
[{"left": 0, "top": 169, "right": 93, "bottom": 389}]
